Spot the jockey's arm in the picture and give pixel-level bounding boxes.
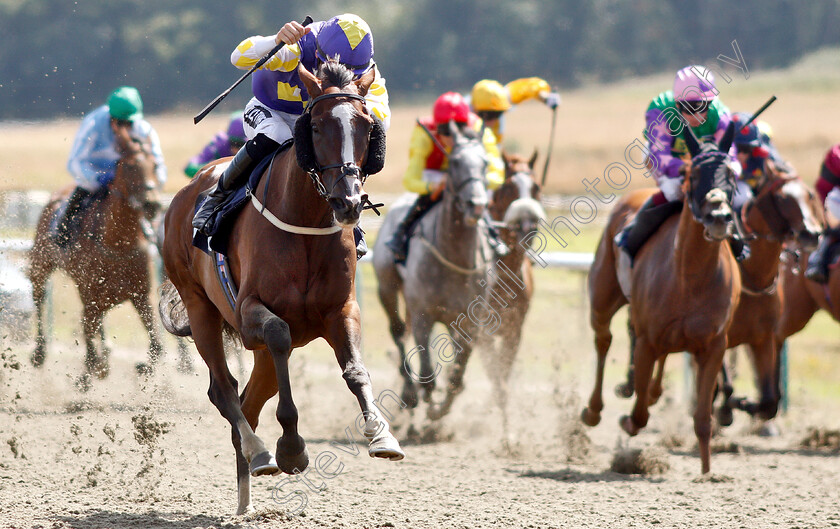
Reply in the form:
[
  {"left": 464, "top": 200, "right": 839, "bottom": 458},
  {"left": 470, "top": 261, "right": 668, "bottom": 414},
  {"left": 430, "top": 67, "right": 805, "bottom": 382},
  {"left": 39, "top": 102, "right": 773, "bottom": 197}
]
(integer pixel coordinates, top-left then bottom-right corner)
[
  {"left": 231, "top": 35, "right": 303, "bottom": 72},
  {"left": 480, "top": 126, "right": 504, "bottom": 190},
  {"left": 67, "top": 112, "right": 108, "bottom": 191},
  {"left": 364, "top": 66, "right": 391, "bottom": 130},
  {"left": 505, "top": 77, "right": 551, "bottom": 105},
  {"left": 147, "top": 126, "right": 168, "bottom": 188},
  {"left": 403, "top": 126, "right": 436, "bottom": 195},
  {"left": 644, "top": 107, "right": 684, "bottom": 180}
]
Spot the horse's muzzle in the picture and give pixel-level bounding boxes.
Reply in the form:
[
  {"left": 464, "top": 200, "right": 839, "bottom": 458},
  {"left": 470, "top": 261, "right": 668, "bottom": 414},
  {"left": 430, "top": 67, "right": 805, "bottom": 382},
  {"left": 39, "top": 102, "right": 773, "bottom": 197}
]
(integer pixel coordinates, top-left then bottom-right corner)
[
  {"left": 330, "top": 193, "right": 367, "bottom": 227},
  {"left": 797, "top": 228, "right": 821, "bottom": 252}
]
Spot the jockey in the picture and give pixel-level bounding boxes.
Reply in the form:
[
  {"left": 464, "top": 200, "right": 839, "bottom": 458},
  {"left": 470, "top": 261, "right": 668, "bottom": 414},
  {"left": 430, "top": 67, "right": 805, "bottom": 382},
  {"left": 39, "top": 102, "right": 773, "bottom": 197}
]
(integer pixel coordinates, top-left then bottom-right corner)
[
  {"left": 730, "top": 112, "right": 795, "bottom": 210},
  {"left": 615, "top": 65, "right": 744, "bottom": 263},
  {"left": 183, "top": 111, "right": 246, "bottom": 177},
  {"left": 385, "top": 92, "right": 505, "bottom": 263},
  {"left": 469, "top": 78, "right": 560, "bottom": 144},
  {"left": 805, "top": 143, "right": 840, "bottom": 283},
  {"left": 192, "top": 13, "right": 388, "bottom": 259},
  {"left": 60, "top": 86, "right": 167, "bottom": 247}
]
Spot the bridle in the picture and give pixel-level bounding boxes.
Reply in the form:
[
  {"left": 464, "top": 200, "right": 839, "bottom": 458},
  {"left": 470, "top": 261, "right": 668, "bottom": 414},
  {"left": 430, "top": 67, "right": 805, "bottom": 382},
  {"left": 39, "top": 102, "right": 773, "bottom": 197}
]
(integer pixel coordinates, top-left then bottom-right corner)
[
  {"left": 741, "top": 174, "right": 801, "bottom": 241},
  {"left": 300, "top": 92, "right": 381, "bottom": 213}
]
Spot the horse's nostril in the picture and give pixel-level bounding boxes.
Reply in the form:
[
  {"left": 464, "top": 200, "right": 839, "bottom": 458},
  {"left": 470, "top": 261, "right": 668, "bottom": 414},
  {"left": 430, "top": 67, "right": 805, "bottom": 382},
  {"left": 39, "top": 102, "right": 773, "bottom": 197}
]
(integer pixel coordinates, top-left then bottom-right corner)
[{"left": 723, "top": 213, "right": 733, "bottom": 223}]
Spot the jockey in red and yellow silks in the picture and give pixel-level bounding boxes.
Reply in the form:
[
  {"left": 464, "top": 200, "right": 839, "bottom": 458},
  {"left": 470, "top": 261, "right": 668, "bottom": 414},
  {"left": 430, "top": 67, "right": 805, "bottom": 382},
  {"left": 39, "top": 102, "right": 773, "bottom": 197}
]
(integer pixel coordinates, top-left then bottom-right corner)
[{"left": 805, "top": 143, "right": 840, "bottom": 283}]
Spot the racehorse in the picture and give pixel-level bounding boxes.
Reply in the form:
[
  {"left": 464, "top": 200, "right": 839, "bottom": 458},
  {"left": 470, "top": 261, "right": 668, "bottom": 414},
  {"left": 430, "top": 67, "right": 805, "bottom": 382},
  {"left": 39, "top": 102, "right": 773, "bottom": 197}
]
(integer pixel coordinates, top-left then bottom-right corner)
[
  {"left": 29, "top": 130, "right": 163, "bottom": 382},
  {"left": 373, "top": 121, "right": 492, "bottom": 421},
  {"left": 612, "top": 165, "right": 824, "bottom": 427},
  {"left": 159, "top": 60, "right": 403, "bottom": 515},
  {"left": 583, "top": 126, "right": 741, "bottom": 474},
  {"left": 478, "top": 151, "right": 545, "bottom": 440},
  {"left": 714, "top": 167, "right": 823, "bottom": 425}
]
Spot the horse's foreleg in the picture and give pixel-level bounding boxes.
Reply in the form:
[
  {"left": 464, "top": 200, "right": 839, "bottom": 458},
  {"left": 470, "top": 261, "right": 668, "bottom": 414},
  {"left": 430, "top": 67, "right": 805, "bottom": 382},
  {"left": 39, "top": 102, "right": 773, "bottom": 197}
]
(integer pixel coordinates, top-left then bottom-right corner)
[
  {"left": 235, "top": 348, "right": 280, "bottom": 515},
  {"left": 427, "top": 333, "right": 473, "bottom": 422},
  {"left": 648, "top": 356, "right": 667, "bottom": 405},
  {"left": 730, "top": 340, "right": 779, "bottom": 421},
  {"left": 131, "top": 293, "right": 164, "bottom": 374},
  {"left": 324, "top": 303, "right": 404, "bottom": 461},
  {"left": 190, "top": 296, "right": 278, "bottom": 488},
  {"left": 378, "top": 283, "right": 414, "bottom": 405},
  {"left": 615, "top": 316, "right": 636, "bottom": 398},
  {"left": 81, "top": 306, "right": 109, "bottom": 379},
  {"left": 494, "top": 327, "right": 522, "bottom": 444},
  {"left": 29, "top": 265, "right": 51, "bottom": 368},
  {"left": 409, "top": 314, "right": 436, "bottom": 405},
  {"left": 238, "top": 296, "right": 308, "bottom": 475},
  {"left": 693, "top": 341, "right": 727, "bottom": 474}
]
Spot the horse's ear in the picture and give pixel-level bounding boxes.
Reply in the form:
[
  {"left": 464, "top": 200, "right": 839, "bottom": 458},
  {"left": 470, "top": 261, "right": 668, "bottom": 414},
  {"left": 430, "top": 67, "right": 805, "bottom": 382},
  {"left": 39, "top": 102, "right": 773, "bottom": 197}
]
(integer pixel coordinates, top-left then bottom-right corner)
[
  {"left": 449, "top": 119, "right": 464, "bottom": 143},
  {"left": 682, "top": 125, "right": 701, "bottom": 158},
  {"left": 718, "top": 121, "right": 736, "bottom": 154},
  {"left": 298, "top": 63, "right": 322, "bottom": 99},
  {"left": 354, "top": 67, "right": 375, "bottom": 97},
  {"left": 529, "top": 149, "right": 539, "bottom": 170}
]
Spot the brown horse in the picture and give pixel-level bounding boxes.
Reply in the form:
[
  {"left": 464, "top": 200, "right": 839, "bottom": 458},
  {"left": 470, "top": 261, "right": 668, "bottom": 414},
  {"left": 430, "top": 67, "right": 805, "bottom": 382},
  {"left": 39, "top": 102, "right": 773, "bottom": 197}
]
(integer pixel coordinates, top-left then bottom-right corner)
[
  {"left": 160, "top": 61, "right": 403, "bottom": 515},
  {"left": 614, "top": 166, "right": 824, "bottom": 425},
  {"left": 715, "top": 168, "right": 823, "bottom": 424},
  {"left": 583, "top": 127, "right": 741, "bottom": 474},
  {"left": 776, "top": 231, "right": 840, "bottom": 346},
  {"left": 479, "top": 151, "right": 544, "bottom": 440},
  {"left": 29, "top": 131, "right": 163, "bottom": 382}
]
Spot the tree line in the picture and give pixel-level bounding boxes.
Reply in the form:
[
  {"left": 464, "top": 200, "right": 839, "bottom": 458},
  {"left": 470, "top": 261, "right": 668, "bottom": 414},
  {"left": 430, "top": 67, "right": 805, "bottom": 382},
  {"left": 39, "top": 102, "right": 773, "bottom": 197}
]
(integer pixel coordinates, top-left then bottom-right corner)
[{"left": 1, "top": 0, "right": 838, "bottom": 120}]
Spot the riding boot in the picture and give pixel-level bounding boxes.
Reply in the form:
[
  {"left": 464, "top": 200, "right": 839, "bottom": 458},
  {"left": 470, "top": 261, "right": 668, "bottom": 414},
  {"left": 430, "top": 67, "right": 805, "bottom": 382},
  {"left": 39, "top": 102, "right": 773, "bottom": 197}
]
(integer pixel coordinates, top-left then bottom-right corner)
[
  {"left": 354, "top": 225, "right": 367, "bottom": 260},
  {"left": 192, "top": 146, "right": 255, "bottom": 235},
  {"left": 54, "top": 187, "right": 91, "bottom": 248},
  {"left": 805, "top": 231, "right": 839, "bottom": 284},
  {"left": 386, "top": 194, "right": 436, "bottom": 264},
  {"left": 614, "top": 196, "right": 682, "bottom": 264}
]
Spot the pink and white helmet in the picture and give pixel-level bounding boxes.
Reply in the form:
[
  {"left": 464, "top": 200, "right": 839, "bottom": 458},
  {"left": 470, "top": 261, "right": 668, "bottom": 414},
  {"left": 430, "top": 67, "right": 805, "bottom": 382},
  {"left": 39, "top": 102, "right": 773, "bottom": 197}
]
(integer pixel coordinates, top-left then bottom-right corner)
[{"left": 673, "top": 65, "right": 718, "bottom": 102}]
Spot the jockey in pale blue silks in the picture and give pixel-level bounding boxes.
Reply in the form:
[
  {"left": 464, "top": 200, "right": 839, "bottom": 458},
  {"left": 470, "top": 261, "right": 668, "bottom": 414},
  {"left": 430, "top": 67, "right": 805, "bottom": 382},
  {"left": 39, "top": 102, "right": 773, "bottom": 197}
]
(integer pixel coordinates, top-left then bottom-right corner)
[
  {"left": 60, "top": 86, "right": 167, "bottom": 247},
  {"left": 191, "top": 13, "right": 389, "bottom": 259},
  {"left": 615, "top": 65, "right": 745, "bottom": 263}
]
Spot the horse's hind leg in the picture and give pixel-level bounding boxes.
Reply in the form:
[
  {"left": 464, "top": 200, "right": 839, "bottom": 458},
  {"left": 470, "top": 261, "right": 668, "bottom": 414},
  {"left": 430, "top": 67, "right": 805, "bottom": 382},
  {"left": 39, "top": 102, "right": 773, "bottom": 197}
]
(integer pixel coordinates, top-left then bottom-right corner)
[
  {"left": 323, "top": 303, "right": 404, "bottom": 461},
  {"left": 29, "top": 244, "right": 56, "bottom": 368},
  {"left": 189, "top": 297, "right": 278, "bottom": 482},
  {"left": 377, "top": 282, "right": 416, "bottom": 408},
  {"left": 620, "top": 336, "right": 657, "bottom": 436},
  {"left": 81, "top": 306, "right": 109, "bottom": 379},
  {"left": 615, "top": 317, "right": 636, "bottom": 398},
  {"left": 131, "top": 293, "right": 164, "bottom": 375},
  {"left": 238, "top": 296, "right": 309, "bottom": 474}
]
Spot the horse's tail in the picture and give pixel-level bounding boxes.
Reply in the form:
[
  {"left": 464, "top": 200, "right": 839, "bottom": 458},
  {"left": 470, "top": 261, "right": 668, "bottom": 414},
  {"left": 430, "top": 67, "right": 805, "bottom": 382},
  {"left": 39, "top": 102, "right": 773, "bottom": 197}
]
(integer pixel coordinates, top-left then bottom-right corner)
[{"left": 158, "top": 279, "right": 192, "bottom": 337}]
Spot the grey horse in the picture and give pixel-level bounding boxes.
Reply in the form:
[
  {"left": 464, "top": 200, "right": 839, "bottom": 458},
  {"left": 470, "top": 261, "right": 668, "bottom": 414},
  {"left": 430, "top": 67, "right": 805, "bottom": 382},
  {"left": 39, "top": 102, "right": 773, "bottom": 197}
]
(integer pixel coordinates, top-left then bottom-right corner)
[{"left": 373, "top": 122, "right": 492, "bottom": 420}]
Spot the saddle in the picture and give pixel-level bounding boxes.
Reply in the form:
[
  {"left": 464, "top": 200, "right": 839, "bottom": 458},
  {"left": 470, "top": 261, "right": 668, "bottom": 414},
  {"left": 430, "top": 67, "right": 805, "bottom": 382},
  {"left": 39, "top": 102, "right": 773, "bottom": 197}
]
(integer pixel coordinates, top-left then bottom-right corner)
[{"left": 192, "top": 141, "right": 292, "bottom": 256}]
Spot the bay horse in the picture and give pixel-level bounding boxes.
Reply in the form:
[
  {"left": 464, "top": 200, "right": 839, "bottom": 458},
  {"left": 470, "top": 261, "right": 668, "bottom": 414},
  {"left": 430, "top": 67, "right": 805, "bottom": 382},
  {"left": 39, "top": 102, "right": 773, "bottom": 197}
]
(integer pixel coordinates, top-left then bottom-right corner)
[
  {"left": 611, "top": 165, "right": 824, "bottom": 426},
  {"left": 478, "top": 151, "right": 545, "bottom": 440},
  {"left": 160, "top": 61, "right": 403, "bottom": 515},
  {"left": 583, "top": 126, "right": 741, "bottom": 474},
  {"left": 29, "top": 129, "right": 163, "bottom": 381},
  {"left": 373, "top": 121, "right": 492, "bottom": 422}
]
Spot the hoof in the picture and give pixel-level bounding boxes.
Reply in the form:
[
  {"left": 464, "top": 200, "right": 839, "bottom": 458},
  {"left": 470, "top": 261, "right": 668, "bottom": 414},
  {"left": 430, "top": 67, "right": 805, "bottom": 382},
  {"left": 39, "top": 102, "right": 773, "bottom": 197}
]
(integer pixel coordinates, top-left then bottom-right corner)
[
  {"left": 401, "top": 384, "right": 419, "bottom": 410},
  {"left": 614, "top": 382, "right": 634, "bottom": 399},
  {"left": 31, "top": 347, "right": 45, "bottom": 368},
  {"left": 75, "top": 373, "right": 92, "bottom": 393},
  {"left": 249, "top": 451, "right": 279, "bottom": 477},
  {"left": 757, "top": 420, "right": 780, "bottom": 438},
  {"left": 368, "top": 433, "right": 405, "bottom": 461},
  {"left": 135, "top": 362, "right": 153, "bottom": 376},
  {"left": 581, "top": 407, "right": 601, "bottom": 427},
  {"left": 426, "top": 404, "right": 446, "bottom": 422},
  {"left": 88, "top": 358, "right": 110, "bottom": 380},
  {"left": 716, "top": 406, "right": 734, "bottom": 428},
  {"left": 276, "top": 437, "right": 309, "bottom": 474},
  {"left": 619, "top": 415, "right": 640, "bottom": 436}
]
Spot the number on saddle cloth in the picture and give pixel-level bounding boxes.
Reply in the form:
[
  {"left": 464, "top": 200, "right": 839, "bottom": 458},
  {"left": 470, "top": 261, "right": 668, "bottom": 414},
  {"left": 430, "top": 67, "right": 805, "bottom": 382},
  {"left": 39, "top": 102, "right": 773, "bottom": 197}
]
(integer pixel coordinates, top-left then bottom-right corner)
[{"left": 191, "top": 141, "right": 293, "bottom": 256}]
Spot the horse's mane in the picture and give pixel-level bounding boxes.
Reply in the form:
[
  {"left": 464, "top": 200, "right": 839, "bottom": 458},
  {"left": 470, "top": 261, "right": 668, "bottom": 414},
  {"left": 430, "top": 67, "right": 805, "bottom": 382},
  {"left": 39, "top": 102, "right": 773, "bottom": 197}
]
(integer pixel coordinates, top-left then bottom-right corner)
[{"left": 317, "top": 59, "right": 355, "bottom": 90}]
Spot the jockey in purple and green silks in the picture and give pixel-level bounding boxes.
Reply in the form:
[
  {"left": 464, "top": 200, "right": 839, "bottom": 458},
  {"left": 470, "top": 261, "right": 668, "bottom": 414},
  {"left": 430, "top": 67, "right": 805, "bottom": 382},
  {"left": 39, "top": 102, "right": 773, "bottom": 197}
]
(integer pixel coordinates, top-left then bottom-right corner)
[
  {"left": 192, "top": 14, "right": 387, "bottom": 259},
  {"left": 616, "top": 65, "right": 747, "bottom": 263},
  {"left": 184, "top": 112, "right": 246, "bottom": 178}
]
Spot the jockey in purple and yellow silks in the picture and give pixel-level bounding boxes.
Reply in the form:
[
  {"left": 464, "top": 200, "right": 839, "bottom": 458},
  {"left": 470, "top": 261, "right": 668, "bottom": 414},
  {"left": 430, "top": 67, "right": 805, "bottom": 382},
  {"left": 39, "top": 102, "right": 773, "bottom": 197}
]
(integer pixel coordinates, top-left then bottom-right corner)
[
  {"left": 615, "top": 65, "right": 747, "bottom": 263},
  {"left": 469, "top": 78, "right": 560, "bottom": 145},
  {"left": 805, "top": 143, "right": 840, "bottom": 283},
  {"left": 385, "top": 92, "right": 505, "bottom": 263},
  {"left": 192, "top": 14, "right": 388, "bottom": 259},
  {"left": 184, "top": 112, "right": 246, "bottom": 178}
]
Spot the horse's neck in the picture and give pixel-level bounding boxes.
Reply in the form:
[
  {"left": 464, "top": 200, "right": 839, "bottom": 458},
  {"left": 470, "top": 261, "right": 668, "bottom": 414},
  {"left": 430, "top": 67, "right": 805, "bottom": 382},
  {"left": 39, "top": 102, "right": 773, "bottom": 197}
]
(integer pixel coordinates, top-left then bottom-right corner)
[
  {"left": 272, "top": 153, "right": 334, "bottom": 228},
  {"left": 740, "top": 236, "right": 782, "bottom": 291},
  {"left": 674, "top": 204, "right": 726, "bottom": 279},
  {"left": 431, "top": 195, "right": 481, "bottom": 269},
  {"left": 499, "top": 235, "right": 526, "bottom": 276}
]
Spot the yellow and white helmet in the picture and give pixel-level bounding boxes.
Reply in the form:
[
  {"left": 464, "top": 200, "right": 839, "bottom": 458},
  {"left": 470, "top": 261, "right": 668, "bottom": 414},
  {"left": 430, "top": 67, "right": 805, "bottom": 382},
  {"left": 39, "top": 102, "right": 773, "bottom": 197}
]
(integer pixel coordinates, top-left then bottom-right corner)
[{"left": 470, "top": 79, "right": 511, "bottom": 112}]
